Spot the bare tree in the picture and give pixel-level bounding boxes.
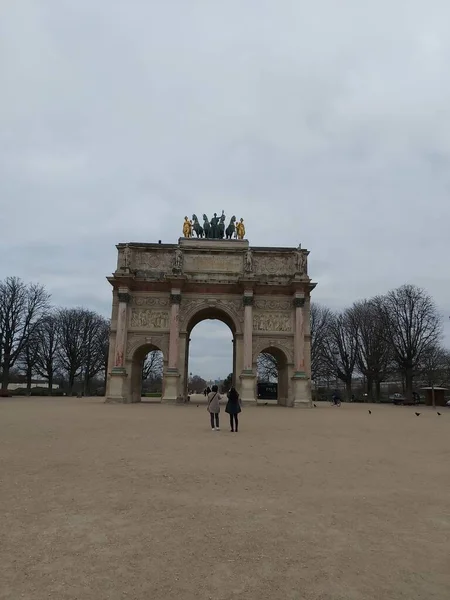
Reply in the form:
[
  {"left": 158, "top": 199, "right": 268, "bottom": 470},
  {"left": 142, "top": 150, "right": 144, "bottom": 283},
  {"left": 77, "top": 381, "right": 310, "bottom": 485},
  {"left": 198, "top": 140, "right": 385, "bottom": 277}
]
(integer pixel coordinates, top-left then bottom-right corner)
[
  {"left": 0, "top": 277, "right": 50, "bottom": 390},
  {"left": 257, "top": 352, "right": 278, "bottom": 382},
  {"left": 17, "top": 324, "right": 42, "bottom": 393},
  {"left": 322, "top": 309, "right": 359, "bottom": 399},
  {"left": 352, "top": 298, "right": 392, "bottom": 401},
  {"left": 310, "top": 302, "right": 332, "bottom": 381},
  {"left": 57, "top": 308, "right": 107, "bottom": 394},
  {"left": 96, "top": 319, "right": 110, "bottom": 389},
  {"left": 142, "top": 350, "right": 163, "bottom": 381},
  {"left": 418, "top": 343, "right": 449, "bottom": 386},
  {"left": 35, "top": 313, "right": 60, "bottom": 391},
  {"left": 80, "top": 314, "right": 110, "bottom": 395},
  {"left": 381, "top": 284, "right": 442, "bottom": 402},
  {"left": 189, "top": 375, "right": 208, "bottom": 393},
  {"left": 221, "top": 373, "right": 233, "bottom": 392}
]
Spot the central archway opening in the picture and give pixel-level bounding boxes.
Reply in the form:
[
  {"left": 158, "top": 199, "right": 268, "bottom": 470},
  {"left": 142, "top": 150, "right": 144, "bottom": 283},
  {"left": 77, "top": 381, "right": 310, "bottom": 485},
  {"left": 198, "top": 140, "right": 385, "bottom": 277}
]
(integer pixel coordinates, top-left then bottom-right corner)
[
  {"left": 257, "top": 346, "right": 289, "bottom": 405},
  {"left": 183, "top": 307, "right": 237, "bottom": 402}
]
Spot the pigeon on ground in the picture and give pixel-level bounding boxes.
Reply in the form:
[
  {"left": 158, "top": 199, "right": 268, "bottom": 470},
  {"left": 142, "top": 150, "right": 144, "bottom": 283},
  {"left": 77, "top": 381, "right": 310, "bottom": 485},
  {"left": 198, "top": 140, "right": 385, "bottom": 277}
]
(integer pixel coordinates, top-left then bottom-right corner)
[
  {"left": 437, "top": 412, "right": 442, "bottom": 416},
  {"left": 368, "top": 410, "right": 372, "bottom": 414},
  {"left": 313, "top": 403, "right": 317, "bottom": 408},
  {"left": 264, "top": 402, "right": 268, "bottom": 406},
  {"left": 415, "top": 412, "right": 421, "bottom": 416},
  {"left": 196, "top": 404, "right": 199, "bottom": 407}
]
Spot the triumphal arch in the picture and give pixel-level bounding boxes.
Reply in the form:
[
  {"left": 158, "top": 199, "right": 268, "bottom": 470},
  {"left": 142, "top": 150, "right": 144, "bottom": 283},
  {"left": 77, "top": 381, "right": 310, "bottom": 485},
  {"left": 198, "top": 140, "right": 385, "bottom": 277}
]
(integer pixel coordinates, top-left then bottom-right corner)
[{"left": 105, "top": 223, "right": 316, "bottom": 406}]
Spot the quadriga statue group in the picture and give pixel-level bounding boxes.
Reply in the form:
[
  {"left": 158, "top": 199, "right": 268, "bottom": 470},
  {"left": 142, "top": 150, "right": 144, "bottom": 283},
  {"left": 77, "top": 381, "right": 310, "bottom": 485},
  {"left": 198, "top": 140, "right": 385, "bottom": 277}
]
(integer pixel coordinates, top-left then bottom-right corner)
[{"left": 183, "top": 212, "right": 245, "bottom": 240}]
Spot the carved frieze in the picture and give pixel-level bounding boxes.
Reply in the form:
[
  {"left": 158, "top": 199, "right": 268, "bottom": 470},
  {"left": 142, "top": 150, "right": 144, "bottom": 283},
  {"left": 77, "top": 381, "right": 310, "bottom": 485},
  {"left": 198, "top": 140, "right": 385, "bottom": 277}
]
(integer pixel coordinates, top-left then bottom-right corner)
[
  {"left": 254, "top": 298, "right": 291, "bottom": 311},
  {"left": 130, "top": 309, "right": 170, "bottom": 329},
  {"left": 253, "top": 312, "right": 293, "bottom": 332},
  {"left": 183, "top": 253, "right": 243, "bottom": 273}
]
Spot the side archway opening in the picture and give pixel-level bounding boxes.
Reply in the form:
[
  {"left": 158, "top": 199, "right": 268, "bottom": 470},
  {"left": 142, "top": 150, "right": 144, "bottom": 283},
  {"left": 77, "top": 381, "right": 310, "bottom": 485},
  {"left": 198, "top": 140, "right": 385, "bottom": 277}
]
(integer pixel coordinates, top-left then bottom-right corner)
[
  {"left": 130, "top": 343, "right": 165, "bottom": 403},
  {"left": 256, "top": 346, "right": 289, "bottom": 405}
]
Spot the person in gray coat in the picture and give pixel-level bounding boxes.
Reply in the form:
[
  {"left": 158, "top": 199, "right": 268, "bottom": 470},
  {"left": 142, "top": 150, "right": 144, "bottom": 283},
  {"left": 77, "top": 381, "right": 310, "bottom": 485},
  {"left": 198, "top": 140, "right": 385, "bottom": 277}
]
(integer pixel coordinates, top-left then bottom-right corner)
[{"left": 207, "top": 385, "right": 222, "bottom": 431}]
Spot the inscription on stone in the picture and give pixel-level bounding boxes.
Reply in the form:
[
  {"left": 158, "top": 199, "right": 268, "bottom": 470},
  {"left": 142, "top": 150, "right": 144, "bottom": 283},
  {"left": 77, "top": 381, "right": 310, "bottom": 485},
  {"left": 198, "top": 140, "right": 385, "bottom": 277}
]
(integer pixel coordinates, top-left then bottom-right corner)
[
  {"left": 254, "top": 298, "right": 291, "bottom": 311},
  {"left": 184, "top": 253, "right": 242, "bottom": 273},
  {"left": 130, "top": 309, "right": 169, "bottom": 329},
  {"left": 253, "top": 312, "right": 293, "bottom": 332},
  {"left": 131, "top": 296, "right": 170, "bottom": 307}
]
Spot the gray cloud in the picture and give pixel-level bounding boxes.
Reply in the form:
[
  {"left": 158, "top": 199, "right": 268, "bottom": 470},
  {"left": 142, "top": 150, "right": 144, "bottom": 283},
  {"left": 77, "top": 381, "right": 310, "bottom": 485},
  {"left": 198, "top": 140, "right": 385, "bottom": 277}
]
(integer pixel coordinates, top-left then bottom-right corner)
[{"left": 2, "top": 1, "right": 450, "bottom": 377}]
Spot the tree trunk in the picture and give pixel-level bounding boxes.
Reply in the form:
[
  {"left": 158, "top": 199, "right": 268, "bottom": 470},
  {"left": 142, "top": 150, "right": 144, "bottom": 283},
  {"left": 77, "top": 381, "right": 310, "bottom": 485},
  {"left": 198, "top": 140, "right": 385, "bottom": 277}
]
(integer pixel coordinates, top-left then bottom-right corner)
[
  {"left": 345, "top": 380, "right": 352, "bottom": 401},
  {"left": 69, "top": 373, "right": 75, "bottom": 396},
  {"left": 366, "top": 376, "right": 373, "bottom": 401},
  {"left": 375, "top": 380, "right": 381, "bottom": 403},
  {"left": 48, "top": 374, "right": 53, "bottom": 392},
  {"left": 26, "top": 367, "right": 32, "bottom": 394},
  {"left": 405, "top": 368, "right": 414, "bottom": 403},
  {"left": 1, "top": 363, "right": 10, "bottom": 391}
]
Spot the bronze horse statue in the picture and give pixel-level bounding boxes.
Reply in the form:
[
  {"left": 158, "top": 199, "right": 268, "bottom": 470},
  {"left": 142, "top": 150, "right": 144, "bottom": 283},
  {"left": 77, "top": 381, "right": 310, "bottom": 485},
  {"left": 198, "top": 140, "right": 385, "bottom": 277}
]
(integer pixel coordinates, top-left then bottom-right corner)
[
  {"left": 226, "top": 215, "right": 236, "bottom": 239},
  {"left": 192, "top": 214, "right": 204, "bottom": 238}
]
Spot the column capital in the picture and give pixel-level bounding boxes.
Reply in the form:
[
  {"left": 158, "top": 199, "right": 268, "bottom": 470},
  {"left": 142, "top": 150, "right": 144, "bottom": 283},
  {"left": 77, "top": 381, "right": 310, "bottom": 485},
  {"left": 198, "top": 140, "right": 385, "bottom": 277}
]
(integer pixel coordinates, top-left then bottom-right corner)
[
  {"left": 243, "top": 295, "right": 254, "bottom": 306},
  {"left": 293, "top": 297, "right": 305, "bottom": 308},
  {"left": 117, "top": 292, "right": 131, "bottom": 304},
  {"left": 170, "top": 293, "right": 182, "bottom": 304}
]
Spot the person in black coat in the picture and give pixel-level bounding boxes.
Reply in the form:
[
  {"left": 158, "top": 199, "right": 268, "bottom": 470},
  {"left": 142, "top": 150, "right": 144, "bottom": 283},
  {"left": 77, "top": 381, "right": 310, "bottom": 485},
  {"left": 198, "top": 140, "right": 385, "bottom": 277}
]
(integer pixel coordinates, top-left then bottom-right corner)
[{"left": 225, "top": 387, "right": 242, "bottom": 432}]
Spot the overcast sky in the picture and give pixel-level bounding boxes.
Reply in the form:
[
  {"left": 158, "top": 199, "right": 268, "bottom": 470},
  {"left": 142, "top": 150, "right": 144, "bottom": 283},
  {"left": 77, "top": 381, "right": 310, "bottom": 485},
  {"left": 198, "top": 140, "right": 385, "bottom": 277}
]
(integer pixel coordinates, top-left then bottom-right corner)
[{"left": 1, "top": 1, "right": 450, "bottom": 379}]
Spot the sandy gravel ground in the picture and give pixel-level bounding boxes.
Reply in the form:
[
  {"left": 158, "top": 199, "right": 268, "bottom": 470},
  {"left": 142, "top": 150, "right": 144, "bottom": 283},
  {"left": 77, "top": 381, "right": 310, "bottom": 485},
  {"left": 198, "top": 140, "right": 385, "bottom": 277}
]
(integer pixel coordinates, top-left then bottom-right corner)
[{"left": 1, "top": 396, "right": 449, "bottom": 600}]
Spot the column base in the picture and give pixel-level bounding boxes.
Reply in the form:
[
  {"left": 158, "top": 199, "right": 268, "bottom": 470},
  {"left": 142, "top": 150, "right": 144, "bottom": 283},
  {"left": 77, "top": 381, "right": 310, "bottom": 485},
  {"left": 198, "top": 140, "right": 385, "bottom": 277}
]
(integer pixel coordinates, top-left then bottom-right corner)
[
  {"left": 291, "top": 372, "right": 312, "bottom": 407},
  {"left": 161, "top": 368, "right": 180, "bottom": 403},
  {"left": 239, "top": 370, "right": 256, "bottom": 404},
  {"left": 105, "top": 368, "right": 129, "bottom": 403}
]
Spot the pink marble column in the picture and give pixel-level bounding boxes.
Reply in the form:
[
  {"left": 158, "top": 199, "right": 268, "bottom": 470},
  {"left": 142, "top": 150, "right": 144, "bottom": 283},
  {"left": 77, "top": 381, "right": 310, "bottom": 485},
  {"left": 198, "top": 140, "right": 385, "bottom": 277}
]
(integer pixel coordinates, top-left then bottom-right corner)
[
  {"left": 294, "top": 296, "right": 305, "bottom": 373},
  {"left": 114, "top": 290, "right": 130, "bottom": 368},
  {"left": 168, "top": 292, "right": 181, "bottom": 369},
  {"left": 243, "top": 293, "right": 253, "bottom": 371}
]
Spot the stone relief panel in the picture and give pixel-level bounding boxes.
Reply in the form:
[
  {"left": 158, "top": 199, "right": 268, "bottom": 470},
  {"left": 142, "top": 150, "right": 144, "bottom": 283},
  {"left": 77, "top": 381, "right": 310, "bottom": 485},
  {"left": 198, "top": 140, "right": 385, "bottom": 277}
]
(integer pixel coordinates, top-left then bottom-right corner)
[
  {"left": 254, "top": 298, "right": 292, "bottom": 311},
  {"left": 183, "top": 253, "right": 243, "bottom": 274},
  {"left": 130, "top": 295, "right": 170, "bottom": 307},
  {"left": 130, "top": 309, "right": 170, "bottom": 329},
  {"left": 253, "top": 312, "right": 293, "bottom": 332},
  {"left": 252, "top": 254, "right": 293, "bottom": 275},
  {"left": 252, "top": 336, "right": 294, "bottom": 364},
  {"left": 126, "top": 334, "right": 169, "bottom": 358}
]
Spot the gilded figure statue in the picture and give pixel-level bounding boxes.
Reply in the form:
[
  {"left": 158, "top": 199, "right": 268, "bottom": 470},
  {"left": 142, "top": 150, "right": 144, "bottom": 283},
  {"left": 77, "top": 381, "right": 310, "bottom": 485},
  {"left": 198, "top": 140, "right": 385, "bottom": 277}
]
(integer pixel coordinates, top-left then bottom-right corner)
[
  {"left": 236, "top": 218, "right": 246, "bottom": 240},
  {"left": 182, "top": 216, "right": 192, "bottom": 238}
]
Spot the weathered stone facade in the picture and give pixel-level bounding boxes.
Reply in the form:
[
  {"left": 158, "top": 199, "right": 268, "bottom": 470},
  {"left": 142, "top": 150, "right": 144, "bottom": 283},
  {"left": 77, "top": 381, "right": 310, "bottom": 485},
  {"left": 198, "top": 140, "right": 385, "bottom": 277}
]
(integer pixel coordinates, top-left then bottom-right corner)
[{"left": 106, "top": 238, "right": 316, "bottom": 406}]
